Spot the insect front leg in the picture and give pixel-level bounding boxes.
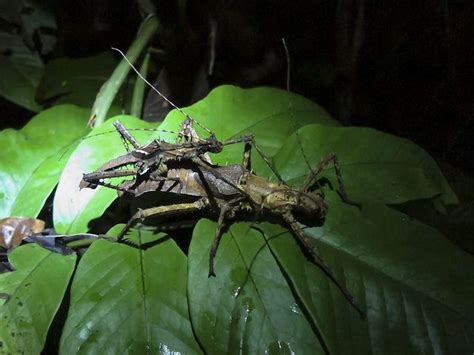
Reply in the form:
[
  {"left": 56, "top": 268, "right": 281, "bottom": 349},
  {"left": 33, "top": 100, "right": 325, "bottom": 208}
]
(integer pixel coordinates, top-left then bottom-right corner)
[
  {"left": 80, "top": 169, "right": 138, "bottom": 192},
  {"left": 113, "top": 120, "right": 140, "bottom": 152},
  {"left": 228, "top": 135, "right": 285, "bottom": 183}
]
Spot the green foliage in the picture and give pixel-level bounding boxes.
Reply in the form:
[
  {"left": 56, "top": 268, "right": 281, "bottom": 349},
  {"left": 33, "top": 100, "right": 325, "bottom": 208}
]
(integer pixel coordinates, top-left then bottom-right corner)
[
  {"left": 0, "top": 244, "right": 76, "bottom": 354},
  {"left": 59, "top": 227, "right": 201, "bottom": 354},
  {"left": 0, "top": 105, "right": 90, "bottom": 218},
  {"left": 1, "top": 80, "right": 473, "bottom": 353},
  {"left": 275, "top": 125, "right": 458, "bottom": 205}
]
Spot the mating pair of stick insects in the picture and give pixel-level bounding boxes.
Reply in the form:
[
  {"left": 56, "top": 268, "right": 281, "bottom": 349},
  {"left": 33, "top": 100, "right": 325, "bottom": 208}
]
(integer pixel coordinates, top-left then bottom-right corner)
[{"left": 80, "top": 116, "right": 364, "bottom": 317}]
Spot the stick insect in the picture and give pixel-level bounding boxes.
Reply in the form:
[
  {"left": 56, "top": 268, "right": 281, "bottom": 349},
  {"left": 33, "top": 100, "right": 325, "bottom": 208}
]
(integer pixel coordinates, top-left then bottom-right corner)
[
  {"left": 80, "top": 48, "right": 284, "bottom": 191},
  {"left": 80, "top": 48, "right": 364, "bottom": 317},
  {"left": 80, "top": 118, "right": 364, "bottom": 317}
]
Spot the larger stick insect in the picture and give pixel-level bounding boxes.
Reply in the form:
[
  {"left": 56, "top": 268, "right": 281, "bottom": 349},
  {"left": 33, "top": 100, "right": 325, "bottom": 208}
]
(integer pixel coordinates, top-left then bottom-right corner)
[
  {"left": 81, "top": 118, "right": 364, "bottom": 317},
  {"left": 80, "top": 47, "right": 364, "bottom": 317}
]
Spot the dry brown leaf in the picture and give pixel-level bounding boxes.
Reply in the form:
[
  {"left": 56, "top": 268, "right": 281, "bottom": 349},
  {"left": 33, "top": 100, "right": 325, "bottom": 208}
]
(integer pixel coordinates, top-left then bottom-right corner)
[{"left": 0, "top": 217, "right": 45, "bottom": 249}]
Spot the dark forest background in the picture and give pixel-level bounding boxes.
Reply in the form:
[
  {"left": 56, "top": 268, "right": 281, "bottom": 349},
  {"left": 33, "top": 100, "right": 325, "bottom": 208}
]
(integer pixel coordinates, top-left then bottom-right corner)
[{"left": 1, "top": 0, "right": 473, "bottom": 172}]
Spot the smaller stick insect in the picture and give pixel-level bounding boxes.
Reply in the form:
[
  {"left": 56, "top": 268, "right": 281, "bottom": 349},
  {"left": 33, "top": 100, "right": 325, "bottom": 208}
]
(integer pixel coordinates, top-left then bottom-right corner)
[{"left": 81, "top": 48, "right": 286, "bottom": 192}]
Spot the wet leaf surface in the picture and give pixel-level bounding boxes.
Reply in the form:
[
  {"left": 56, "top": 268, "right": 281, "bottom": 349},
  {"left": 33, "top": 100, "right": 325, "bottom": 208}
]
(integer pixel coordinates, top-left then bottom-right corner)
[
  {"left": 0, "top": 105, "right": 90, "bottom": 219},
  {"left": 0, "top": 244, "right": 76, "bottom": 354},
  {"left": 59, "top": 226, "right": 201, "bottom": 354}
]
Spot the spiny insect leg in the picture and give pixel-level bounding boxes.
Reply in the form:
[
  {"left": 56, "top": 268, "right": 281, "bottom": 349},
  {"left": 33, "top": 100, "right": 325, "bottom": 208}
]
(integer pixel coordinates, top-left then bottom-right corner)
[
  {"left": 252, "top": 141, "right": 285, "bottom": 183},
  {"left": 282, "top": 212, "right": 365, "bottom": 318},
  {"left": 83, "top": 168, "right": 138, "bottom": 181},
  {"left": 223, "top": 135, "right": 285, "bottom": 183},
  {"left": 208, "top": 204, "right": 229, "bottom": 277},
  {"left": 113, "top": 121, "right": 140, "bottom": 152},
  {"left": 80, "top": 169, "right": 138, "bottom": 191},
  {"left": 301, "top": 153, "right": 359, "bottom": 206},
  {"left": 116, "top": 198, "right": 210, "bottom": 242}
]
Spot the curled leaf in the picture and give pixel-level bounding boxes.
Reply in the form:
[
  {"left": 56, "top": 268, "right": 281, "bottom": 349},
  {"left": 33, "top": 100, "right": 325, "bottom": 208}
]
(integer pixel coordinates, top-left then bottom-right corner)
[{"left": 0, "top": 217, "right": 45, "bottom": 249}]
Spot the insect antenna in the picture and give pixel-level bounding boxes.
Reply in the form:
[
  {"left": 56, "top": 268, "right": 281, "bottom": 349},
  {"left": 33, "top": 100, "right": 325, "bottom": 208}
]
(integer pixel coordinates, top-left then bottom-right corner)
[
  {"left": 57, "top": 125, "right": 180, "bottom": 162},
  {"left": 281, "top": 39, "right": 324, "bottom": 196},
  {"left": 111, "top": 47, "right": 214, "bottom": 137}
]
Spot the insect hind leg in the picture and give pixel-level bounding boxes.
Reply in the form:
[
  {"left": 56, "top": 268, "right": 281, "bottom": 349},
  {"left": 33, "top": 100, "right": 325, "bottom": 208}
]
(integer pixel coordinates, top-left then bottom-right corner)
[{"left": 301, "top": 153, "right": 359, "bottom": 207}]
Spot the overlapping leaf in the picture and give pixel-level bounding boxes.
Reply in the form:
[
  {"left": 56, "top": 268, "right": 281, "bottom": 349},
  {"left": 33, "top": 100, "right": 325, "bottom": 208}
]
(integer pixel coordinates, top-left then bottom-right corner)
[
  {"left": 59, "top": 227, "right": 201, "bottom": 354},
  {"left": 0, "top": 244, "right": 76, "bottom": 354},
  {"left": 188, "top": 220, "right": 325, "bottom": 354},
  {"left": 274, "top": 124, "right": 458, "bottom": 205},
  {"left": 188, "top": 201, "right": 474, "bottom": 354},
  {"left": 160, "top": 85, "right": 337, "bottom": 169},
  {"left": 0, "top": 105, "right": 90, "bottom": 219}
]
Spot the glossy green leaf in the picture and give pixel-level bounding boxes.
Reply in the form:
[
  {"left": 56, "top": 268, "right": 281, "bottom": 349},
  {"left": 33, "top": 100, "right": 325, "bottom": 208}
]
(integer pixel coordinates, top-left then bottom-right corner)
[
  {"left": 188, "top": 200, "right": 474, "bottom": 354},
  {"left": 188, "top": 220, "right": 324, "bottom": 354},
  {"left": 0, "top": 105, "right": 90, "bottom": 218},
  {"left": 265, "top": 192, "right": 474, "bottom": 353},
  {"left": 53, "top": 115, "right": 165, "bottom": 234},
  {"left": 160, "top": 85, "right": 337, "bottom": 169},
  {"left": 274, "top": 124, "right": 458, "bottom": 205},
  {"left": 59, "top": 227, "right": 201, "bottom": 354},
  {"left": 0, "top": 244, "right": 76, "bottom": 354}
]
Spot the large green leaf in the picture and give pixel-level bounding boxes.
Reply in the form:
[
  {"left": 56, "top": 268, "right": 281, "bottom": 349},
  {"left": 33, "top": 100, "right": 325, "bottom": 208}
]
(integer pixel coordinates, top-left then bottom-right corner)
[
  {"left": 0, "top": 105, "right": 90, "bottom": 218},
  {"left": 59, "top": 227, "right": 201, "bottom": 354},
  {"left": 188, "top": 220, "right": 324, "bottom": 354},
  {"left": 160, "top": 85, "right": 337, "bottom": 168},
  {"left": 266, "top": 193, "right": 474, "bottom": 354},
  {"left": 0, "top": 244, "right": 76, "bottom": 354},
  {"left": 274, "top": 124, "right": 458, "bottom": 206},
  {"left": 188, "top": 202, "right": 474, "bottom": 354}
]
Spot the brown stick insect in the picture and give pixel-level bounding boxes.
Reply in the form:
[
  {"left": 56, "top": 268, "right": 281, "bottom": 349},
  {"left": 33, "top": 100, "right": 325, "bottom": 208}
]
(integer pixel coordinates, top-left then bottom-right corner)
[
  {"left": 79, "top": 48, "right": 364, "bottom": 317},
  {"left": 81, "top": 117, "right": 364, "bottom": 317}
]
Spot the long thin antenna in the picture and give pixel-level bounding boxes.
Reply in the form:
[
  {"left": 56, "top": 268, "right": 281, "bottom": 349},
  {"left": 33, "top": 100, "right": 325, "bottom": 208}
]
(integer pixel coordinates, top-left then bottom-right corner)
[
  {"left": 111, "top": 47, "right": 213, "bottom": 136},
  {"left": 281, "top": 39, "right": 319, "bottom": 192}
]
